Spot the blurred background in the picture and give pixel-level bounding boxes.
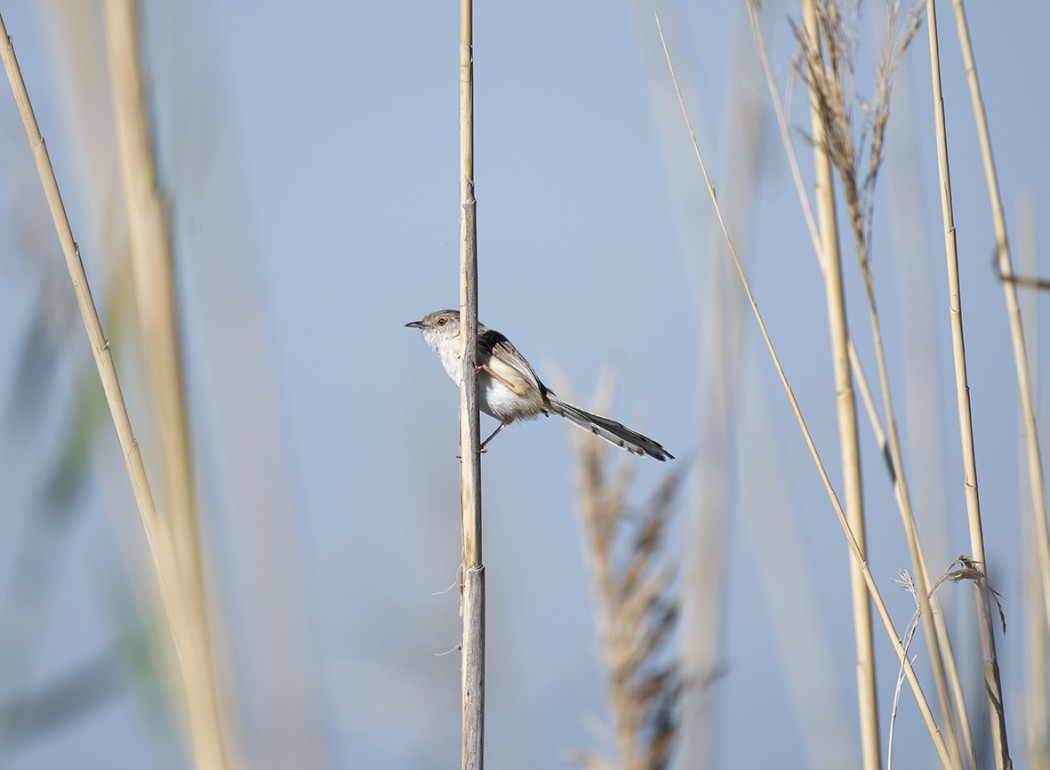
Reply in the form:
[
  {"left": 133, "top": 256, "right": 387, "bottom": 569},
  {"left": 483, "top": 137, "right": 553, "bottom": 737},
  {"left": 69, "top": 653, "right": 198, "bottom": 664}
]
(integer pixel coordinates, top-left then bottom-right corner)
[{"left": 0, "top": 0, "right": 1048, "bottom": 768}]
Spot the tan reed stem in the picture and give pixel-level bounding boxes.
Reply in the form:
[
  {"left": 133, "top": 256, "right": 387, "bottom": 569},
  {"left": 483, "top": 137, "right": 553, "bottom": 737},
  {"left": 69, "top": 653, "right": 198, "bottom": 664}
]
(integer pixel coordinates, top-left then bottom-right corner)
[
  {"left": 924, "top": 2, "right": 1010, "bottom": 766},
  {"left": 800, "top": 3, "right": 881, "bottom": 766},
  {"left": 655, "top": 13, "right": 953, "bottom": 766},
  {"left": 458, "top": 0, "right": 484, "bottom": 767},
  {"left": 951, "top": 0, "right": 1050, "bottom": 664},
  {"left": 745, "top": 4, "right": 971, "bottom": 764}
]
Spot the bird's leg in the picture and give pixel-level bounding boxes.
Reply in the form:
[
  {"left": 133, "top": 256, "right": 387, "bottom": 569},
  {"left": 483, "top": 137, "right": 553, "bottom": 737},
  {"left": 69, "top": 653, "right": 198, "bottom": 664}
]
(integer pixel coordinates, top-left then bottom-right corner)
[
  {"left": 457, "top": 438, "right": 490, "bottom": 459},
  {"left": 478, "top": 363, "right": 525, "bottom": 395},
  {"left": 479, "top": 422, "right": 510, "bottom": 452}
]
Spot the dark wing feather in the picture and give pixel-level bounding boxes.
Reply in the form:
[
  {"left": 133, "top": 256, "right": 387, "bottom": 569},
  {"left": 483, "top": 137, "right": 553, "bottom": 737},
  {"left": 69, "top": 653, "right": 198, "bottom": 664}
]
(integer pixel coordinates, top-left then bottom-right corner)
[{"left": 478, "top": 328, "right": 551, "bottom": 401}]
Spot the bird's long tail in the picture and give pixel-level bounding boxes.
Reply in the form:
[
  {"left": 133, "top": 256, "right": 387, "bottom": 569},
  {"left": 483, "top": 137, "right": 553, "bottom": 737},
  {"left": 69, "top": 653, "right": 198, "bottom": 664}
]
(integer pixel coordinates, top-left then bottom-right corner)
[{"left": 547, "top": 396, "right": 673, "bottom": 461}]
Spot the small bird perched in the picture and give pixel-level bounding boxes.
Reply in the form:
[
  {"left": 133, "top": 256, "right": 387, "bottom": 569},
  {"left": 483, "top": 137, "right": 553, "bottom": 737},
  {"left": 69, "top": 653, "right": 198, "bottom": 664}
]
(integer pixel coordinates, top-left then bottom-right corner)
[{"left": 406, "top": 309, "right": 673, "bottom": 461}]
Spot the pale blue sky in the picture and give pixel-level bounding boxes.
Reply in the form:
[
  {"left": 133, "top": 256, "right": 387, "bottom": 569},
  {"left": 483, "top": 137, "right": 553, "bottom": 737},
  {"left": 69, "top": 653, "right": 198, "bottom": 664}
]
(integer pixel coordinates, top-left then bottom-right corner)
[{"left": 1, "top": 1, "right": 1048, "bottom": 768}]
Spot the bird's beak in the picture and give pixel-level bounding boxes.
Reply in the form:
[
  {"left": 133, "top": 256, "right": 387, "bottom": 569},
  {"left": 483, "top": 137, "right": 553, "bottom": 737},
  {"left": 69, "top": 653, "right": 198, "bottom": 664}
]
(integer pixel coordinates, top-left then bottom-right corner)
[{"left": 405, "top": 320, "right": 424, "bottom": 329}]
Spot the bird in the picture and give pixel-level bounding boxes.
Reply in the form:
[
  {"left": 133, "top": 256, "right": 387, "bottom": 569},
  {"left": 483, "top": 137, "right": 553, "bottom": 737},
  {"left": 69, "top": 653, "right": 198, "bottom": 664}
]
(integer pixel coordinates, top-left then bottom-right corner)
[{"left": 406, "top": 309, "right": 673, "bottom": 461}]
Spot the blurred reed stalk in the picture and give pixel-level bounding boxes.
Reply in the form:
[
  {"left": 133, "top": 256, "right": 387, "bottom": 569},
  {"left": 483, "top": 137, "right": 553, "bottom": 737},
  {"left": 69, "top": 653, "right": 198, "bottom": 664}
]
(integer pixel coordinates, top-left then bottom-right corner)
[
  {"left": 1016, "top": 197, "right": 1049, "bottom": 769},
  {"left": 924, "top": 2, "right": 1010, "bottom": 766},
  {"left": 676, "top": 25, "right": 760, "bottom": 768},
  {"left": 102, "top": 1, "right": 234, "bottom": 767},
  {"left": 625, "top": 9, "right": 768, "bottom": 765},
  {"left": 0, "top": 11, "right": 230, "bottom": 769},
  {"left": 458, "top": 0, "right": 484, "bottom": 767},
  {"left": 104, "top": 0, "right": 206, "bottom": 643},
  {"left": 654, "top": 14, "right": 955, "bottom": 766},
  {"left": 950, "top": 0, "right": 1050, "bottom": 646},
  {"left": 798, "top": 2, "right": 880, "bottom": 766},
  {"left": 568, "top": 379, "right": 682, "bottom": 770}
]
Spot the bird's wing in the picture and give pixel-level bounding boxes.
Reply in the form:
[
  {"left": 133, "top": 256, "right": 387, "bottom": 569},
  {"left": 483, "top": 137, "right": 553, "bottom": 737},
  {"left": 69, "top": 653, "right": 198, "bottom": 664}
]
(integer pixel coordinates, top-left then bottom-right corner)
[{"left": 478, "top": 329, "right": 545, "bottom": 398}]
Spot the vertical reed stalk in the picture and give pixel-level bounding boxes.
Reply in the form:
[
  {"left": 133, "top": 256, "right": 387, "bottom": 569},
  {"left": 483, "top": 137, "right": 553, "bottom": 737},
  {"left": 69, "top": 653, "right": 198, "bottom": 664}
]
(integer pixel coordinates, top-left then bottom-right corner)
[
  {"left": 850, "top": 347, "right": 971, "bottom": 769},
  {"left": 458, "top": 0, "right": 484, "bottom": 767},
  {"left": 745, "top": 4, "right": 970, "bottom": 762},
  {"left": 655, "top": 16, "right": 953, "bottom": 765},
  {"left": 924, "top": 2, "right": 1010, "bottom": 766},
  {"left": 799, "top": 3, "right": 880, "bottom": 766},
  {"left": 0, "top": 12, "right": 227, "bottom": 769},
  {"left": 950, "top": 0, "right": 1050, "bottom": 645},
  {"left": 103, "top": 2, "right": 232, "bottom": 767}
]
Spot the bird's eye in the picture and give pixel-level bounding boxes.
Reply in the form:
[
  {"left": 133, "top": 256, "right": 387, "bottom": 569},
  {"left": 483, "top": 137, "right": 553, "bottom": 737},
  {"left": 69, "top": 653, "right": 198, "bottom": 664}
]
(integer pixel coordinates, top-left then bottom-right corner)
[{"left": 436, "top": 318, "right": 446, "bottom": 326}]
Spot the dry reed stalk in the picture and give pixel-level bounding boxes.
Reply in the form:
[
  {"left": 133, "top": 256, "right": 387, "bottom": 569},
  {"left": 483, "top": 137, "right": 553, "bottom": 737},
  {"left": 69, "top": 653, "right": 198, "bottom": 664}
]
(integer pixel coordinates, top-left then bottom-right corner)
[
  {"left": 848, "top": 344, "right": 975, "bottom": 767},
  {"left": 950, "top": 0, "right": 1050, "bottom": 654},
  {"left": 793, "top": 2, "right": 967, "bottom": 765},
  {"left": 654, "top": 15, "right": 956, "bottom": 766},
  {"left": 568, "top": 378, "right": 681, "bottom": 770},
  {"left": 458, "top": 0, "right": 484, "bottom": 767},
  {"left": 748, "top": 2, "right": 975, "bottom": 763},
  {"left": 924, "top": 2, "right": 1011, "bottom": 766},
  {"left": 0, "top": 12, "right": 228, "bottom": 769},
  {"left": 102, "top": 2, "right": 233, "bottom": 767},
  {"left": 799, "top": 3, "right": 881, "bottom": 766}
]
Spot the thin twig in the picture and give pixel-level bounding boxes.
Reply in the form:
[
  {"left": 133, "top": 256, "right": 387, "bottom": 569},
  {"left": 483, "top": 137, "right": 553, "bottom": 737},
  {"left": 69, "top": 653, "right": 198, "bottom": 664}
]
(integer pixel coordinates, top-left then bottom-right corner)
[
  {"left": 888, "top": 569, "right": 922, "bottom": 770},
  {"left": 999, "top": 273, "right": 1050, "bottom": 291}
]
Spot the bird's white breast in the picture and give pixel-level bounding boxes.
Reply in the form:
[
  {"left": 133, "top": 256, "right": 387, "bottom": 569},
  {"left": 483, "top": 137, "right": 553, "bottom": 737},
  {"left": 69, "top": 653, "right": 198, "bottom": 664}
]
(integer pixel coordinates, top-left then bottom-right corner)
[{"left": 479, "top": 378, "right": 525, "bottom": 421}]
